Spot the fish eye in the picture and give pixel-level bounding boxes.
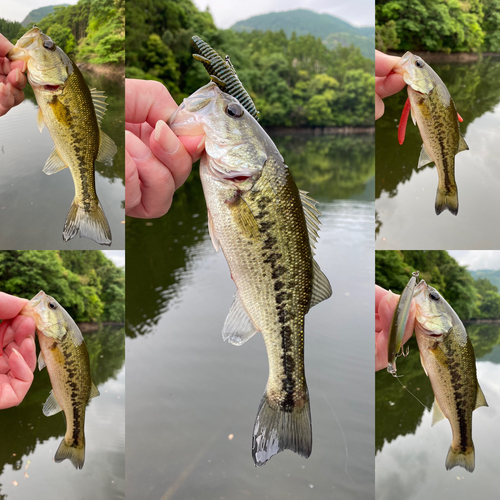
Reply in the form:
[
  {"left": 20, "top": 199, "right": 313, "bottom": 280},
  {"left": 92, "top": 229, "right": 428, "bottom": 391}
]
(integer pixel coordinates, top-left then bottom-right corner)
[
  {"left": 43, "top": 39, "right": 56, "bottom": 51},
  {"left": 429, "top": 291, "right": 440, "bottom": 301},
  {"left": 48, "top": 302, "right": 57, "bottom": 310},
  {"left": 225, "top": 103, "right": 244, "bottom": 118},
  {"left": 415, "top": 59, "right": 425, "bottom": 69}
]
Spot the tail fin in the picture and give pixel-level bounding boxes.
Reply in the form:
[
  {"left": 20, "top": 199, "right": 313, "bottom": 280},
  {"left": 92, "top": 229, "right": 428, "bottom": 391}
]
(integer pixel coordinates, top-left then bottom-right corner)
[
  {"left": 63, "top": 199, "right": 112, "bottom": 246},
  {"left": 252, "top": 391, "right": 312, "bottom": 467},
  {"left": 435, "top": 187, "right": 459, "bottom": 216},
  {"left": 54, "top": 437, "right": 85, "bottom": 470},
  {"left": 445, "top": 444, "right": 474, "bottom": 472}
]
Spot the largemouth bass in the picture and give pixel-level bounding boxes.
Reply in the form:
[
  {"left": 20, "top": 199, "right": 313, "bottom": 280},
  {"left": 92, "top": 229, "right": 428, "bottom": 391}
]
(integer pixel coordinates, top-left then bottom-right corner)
[
  {"left": 413, "top": 281, "right": 487, "bottom": 472},
  {"left": 387, "top": 270, "right": 418, "bottom": 375},
  {"left": 8, "top": 27, "right": 116, "bottom": 245},
  {"left": 21, "top": 291, "right": 99, "bottom": 469},
  {"left": 393, "top": 52, "right": 468, "bottom": 216},
  {"left": 169, "top": 82, "right": 332, "bottom": 466}
]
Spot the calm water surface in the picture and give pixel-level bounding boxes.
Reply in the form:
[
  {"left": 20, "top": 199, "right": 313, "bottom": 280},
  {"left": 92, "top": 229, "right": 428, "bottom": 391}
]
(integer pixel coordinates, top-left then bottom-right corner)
[
  {"left": 126, "top": 133, "right": 375, "bottom": 499},
  {"left": 0, "top": 325, "right": 125, "bottom": 500},
  {"left": 0, "top": 70, "right": 125, "bottom": 249},
  {"left": 376, "top": 56, "right": 500, "bottom": 249},
  {"left": 376, "top": 324, "right": 500, "bottom": 498}
]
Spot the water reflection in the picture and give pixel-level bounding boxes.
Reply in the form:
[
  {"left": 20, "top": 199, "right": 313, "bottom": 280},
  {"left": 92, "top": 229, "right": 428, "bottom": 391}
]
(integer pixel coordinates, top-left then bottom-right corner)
[
  {"left": 376, "top": 323, "right": 500, "bottom": 499},
  {"left": 376, "top": 56, "right": 500, "bottom": 249},
  {"left": 0, "top": 325, "right": 125, "bottom": 499},
  {"left": 126, "top": 133, "right": 374, "bottom": 499},
  {"left": 0, "top": 70, "right": 125, "bottom": 249}
]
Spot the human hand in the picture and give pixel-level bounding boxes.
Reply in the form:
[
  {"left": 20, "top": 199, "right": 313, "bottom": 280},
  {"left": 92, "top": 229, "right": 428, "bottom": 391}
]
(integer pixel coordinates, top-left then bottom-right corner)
[
  {"left": 375, "top": 285, "right": 415, "bottom": 371},
  {"left": 0, "top": 34, "right": 27, "bottom": 117},
  {"left": 125, "top": 79, "right": 205, "bottom": 218},
  {"left": 0, "top": 292, "right": 36, "bottom": 409},
  {"left": 375, "top": 50, "right": 406, "bottom": 120}
]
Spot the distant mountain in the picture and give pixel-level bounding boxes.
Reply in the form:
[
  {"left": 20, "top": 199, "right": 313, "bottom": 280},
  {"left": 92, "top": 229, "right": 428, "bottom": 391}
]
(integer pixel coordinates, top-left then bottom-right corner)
[
  {"left": 21, "top": 5, "right": 69, "bottom": 27},
  {"left": 231, "top": 9, "right": 374, "bottom": 59},
  {"left": 470, "top": 270, "right": 500, "bottom": 291}
]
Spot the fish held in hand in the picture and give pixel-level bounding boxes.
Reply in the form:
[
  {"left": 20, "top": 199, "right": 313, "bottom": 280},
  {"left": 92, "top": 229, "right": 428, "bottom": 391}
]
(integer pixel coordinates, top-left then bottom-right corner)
[
  {"left": 8, "top": 27, "right": 116, "bottom": 245},
  {"left": 169, "top": 82, "right": 332, "bottom": 466},
  {"left": 21, "top": 291, "right": 99, "bottom": 469},
  {"left": 394, "top": 52, "right": 468, "bottom": 216},
  {"left": 413, "top": 281, "right": 487, "bottom": 472},
  {"left": 387, "top": 271, "right": 418, "bottom": 375}
]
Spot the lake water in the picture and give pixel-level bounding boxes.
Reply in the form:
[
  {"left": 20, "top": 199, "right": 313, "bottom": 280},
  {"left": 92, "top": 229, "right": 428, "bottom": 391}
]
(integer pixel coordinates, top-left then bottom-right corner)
[
  {"left": 0, "top": 325, "right": 125, "bottom": 500},
  {"left": 0, "top": 70, "right": 125, "bottom": 250},
  {"left": 126, "top": 133, "right": 375, "bottom": 499},
  {"left": 376, "top": 56, "right": 500, "bottom": 249},
  {"left": 376, "top": 324, "right": 500, "bottom": 498}
]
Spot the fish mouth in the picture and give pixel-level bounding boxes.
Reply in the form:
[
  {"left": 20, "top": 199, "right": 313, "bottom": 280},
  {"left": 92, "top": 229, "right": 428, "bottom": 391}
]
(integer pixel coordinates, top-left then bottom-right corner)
[{"left": 28, "top": 290, "right": 47, "bottom": 308}]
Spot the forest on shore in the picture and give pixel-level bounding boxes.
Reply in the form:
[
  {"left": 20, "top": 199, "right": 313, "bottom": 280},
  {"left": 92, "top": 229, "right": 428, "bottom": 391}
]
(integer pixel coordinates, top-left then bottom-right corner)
[
  {"left": 126, "top": 0, "right": 374, "bottom": 128},
  {"left": 376, "top": 250, "right": 500, "bottom": 320},
  {"left": 376, "top": 0, "right": 500, "bottom": 53},
  {"left": 0, "top": 0, "right": 124, "bottom": 65},
  {"left": 0, "top": 251, "right": 124, "bottom": 323}
]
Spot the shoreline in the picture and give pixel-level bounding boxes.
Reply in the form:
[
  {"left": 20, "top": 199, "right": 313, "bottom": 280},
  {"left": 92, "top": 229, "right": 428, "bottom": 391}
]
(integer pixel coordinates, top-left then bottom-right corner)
[
  {"left": 77, "top": 62, "right": 125, "bottom": 80},
  {"left": 464, "top": 319, "right": 500, "bottom": 324},
  {"left": 387, "top": 50, "right": 500, "bottom": 63},
  {"left": 266, "top": 126, "right": 375, "bottom": 136}
]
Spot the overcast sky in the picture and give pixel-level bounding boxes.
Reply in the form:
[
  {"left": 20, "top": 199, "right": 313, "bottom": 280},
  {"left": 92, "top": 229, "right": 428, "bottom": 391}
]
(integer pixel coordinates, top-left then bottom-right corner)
[
  {"left": 449, "top": 251, "right": 500, "bottom": 271},
  {"left": 2, "top": 0, "right": 374, "bottom": 27},
  {"left": 103, "top": 250, "right": 125, "bottom": 269},
  {"left": 1, "top": 0, "right": 78, "bottom": 23},
  {"left": 193, "top": 0, "right": 375, "bottom": 29}
]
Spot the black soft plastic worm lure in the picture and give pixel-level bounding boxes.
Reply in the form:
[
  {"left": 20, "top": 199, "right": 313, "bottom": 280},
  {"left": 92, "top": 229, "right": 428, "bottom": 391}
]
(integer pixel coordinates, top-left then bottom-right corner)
[{"left": 191, "top": 35, "right": 259, "bottom": 120}]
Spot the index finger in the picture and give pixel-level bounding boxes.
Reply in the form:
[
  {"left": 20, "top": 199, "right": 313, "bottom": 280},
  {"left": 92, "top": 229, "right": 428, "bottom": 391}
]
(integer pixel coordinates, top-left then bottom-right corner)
[
  {"left": 125, "top": 79, "right": 178, "bottom": 128},
  {"left": 375, "top": 50, "right": 401, "bottom": 77},
  {"left": 0, "top": 34, "right": 14, "bottom": 58},
  {"left": 0, "top": 293, "right": 28, "bottom": 320}
]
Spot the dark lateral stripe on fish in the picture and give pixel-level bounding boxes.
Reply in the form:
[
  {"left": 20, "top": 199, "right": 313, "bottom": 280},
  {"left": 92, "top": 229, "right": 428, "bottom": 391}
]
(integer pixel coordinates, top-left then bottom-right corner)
[{"left": 191, "top": 35, "right": 259, "bottom": 119}]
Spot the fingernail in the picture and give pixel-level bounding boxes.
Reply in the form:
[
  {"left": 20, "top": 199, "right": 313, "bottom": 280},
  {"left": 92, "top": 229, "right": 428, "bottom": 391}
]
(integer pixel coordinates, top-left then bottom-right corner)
[
  {"left": 0, "top": 83, "right": 9, "bottom": 97},
  {"left": 154, "top": 120, "right": 179, "bottom": 154},
  {"left": 125, "top": 130, "right": 151, "bottom": 161},
  {"left": 15, "top": 69, "right": 20, "bottom": 84},
  {"left": 196, "top": 136, "right": 206, "bottom": 155}
]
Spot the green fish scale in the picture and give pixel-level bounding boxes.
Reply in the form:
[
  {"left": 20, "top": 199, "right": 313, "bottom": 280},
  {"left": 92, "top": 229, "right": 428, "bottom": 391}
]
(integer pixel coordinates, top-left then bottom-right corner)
[
  {"left": 412, "top": 88, "right": 459, "bottom": 193},
  {"left": 208, "top": 155, "right": 312, "bottom": 411},
  {"left": 191, "top": 36, "right": 259, "bottom": 119},
  {"left": 37, "top": 62, "right": 100, "bottom": 212},
  {"left": 418, "top": 325, "right": 477, "bottom": 452}
]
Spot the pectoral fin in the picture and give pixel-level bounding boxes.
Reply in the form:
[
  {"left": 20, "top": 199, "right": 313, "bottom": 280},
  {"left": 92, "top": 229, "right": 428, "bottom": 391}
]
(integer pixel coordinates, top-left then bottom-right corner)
[
  {"left": 418, "top": 144, "right": 433, "bottom": 168},
  {"left": 43, "top": 390, "right": 63, "bottom": 416},
  {"left": 43, "top": 147, "right": 68, "bottom": 175},
  {"left": 37, "top": 108, "right": 45, "bottom": 132},
  {"left": 222, "top": 292, "right": 259, "bottom": 346},
  {"left": 207, "top": 210, "right": 219, "bottom": 252},
  {"left": 431, "top": 398, "right": 446, "bottom": 426},
  {"left": 38, "top": 351, "right": 46, "bottom": 370}
]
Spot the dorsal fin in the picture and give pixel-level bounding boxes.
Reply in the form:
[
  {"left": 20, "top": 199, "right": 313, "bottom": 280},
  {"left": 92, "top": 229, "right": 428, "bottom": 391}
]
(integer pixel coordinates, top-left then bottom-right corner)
[
  {"left": 299, "top": 190, "right": 321, "bottom": 252},
  {"left": 90, "top": 88, "right": 109, "bottom": 126},
  {"left": 299, "top": 190, "right": 332, "bottom": 307}
]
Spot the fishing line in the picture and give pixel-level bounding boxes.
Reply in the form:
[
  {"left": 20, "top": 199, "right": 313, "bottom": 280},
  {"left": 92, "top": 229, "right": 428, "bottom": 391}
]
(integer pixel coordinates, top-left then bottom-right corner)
[
  {"left": 322, "top": 394, "right": 358, "bottom": 495},
  {"left": 395, "top": 374, "right": 430, "bottom": 412}
]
